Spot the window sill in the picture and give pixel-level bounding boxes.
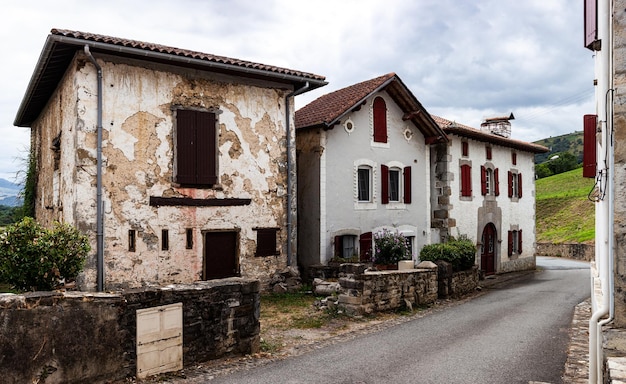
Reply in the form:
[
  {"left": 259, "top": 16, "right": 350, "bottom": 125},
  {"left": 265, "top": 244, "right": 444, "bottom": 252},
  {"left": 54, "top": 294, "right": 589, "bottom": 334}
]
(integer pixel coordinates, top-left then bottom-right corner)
[
  {"left": 386, "top": 202, "right": 406, "bottom": 210},
  {"left": 354, "top": 202, "right": 378, "bottom": 210}
]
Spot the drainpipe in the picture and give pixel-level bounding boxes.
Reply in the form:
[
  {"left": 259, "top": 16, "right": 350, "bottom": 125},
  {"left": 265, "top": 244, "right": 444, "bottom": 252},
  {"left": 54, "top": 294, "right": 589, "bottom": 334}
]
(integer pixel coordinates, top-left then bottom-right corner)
[
  {"left": 84, "top": 45, "right": 105, "bottom": 292},
  {"left": 589, "top": 0, "right": 614, "bottom": 382},
  {"left": 285, "top": 82, "right": 309, "bottom": 266}
]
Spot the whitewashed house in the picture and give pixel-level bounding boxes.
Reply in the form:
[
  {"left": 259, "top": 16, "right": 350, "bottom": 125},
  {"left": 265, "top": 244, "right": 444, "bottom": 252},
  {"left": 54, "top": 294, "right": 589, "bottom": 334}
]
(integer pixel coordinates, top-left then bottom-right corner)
[
  {"left": 13, "top": 29, "right": 327, "bottom": 291},
  {"left": 431, "top": 115, "right": 548, "bottom": 274},
  {"left": 295, "top": 73, "right": 448, "bottom": 270}
]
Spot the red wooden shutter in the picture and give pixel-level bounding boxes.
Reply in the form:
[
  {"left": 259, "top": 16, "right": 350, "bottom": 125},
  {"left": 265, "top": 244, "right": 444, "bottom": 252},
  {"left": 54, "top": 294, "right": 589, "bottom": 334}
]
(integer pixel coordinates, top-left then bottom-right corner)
[
  {"left": 508, "top": 231, "right": 513, "bottom": 256},
  {"left": 508, "top": 171, "right": 513, "bottom": 198},
  {"left": 480, "top": 166, "right": 487, "bottom": 195},
  {"left": 461, "top": 164, "right": 472, "bottom": 197},
  {"left": 373, "top": 97, "right": 387, "bottom": 143},
  {"left": 359, "top": 232, "right": 373, "bottom": 262},
  {"left": 334, "top": 235, "right": 342, "bottom": 257},
  {"left": 512, "top": 152, "right": 517, "bottom": 165},
  {"left": 518, "top": 229, "right": 523, "bottom": 255},
  {"left": 494, "top": 168, "right": 500, "bottom": 196},
  {"left": 486, "top": 146, "right": 492, "bottom": 160},
  {"left": 381, "top": 164, "right": 389, "bottom": 204},
  {"left": 585, "top": 0, "right": 598, "bottom": 49},
  {"left": 176, "top": 110, "right": 197, "bottom": 184},
  {"left": 462, "top": 141, "right": 469, "bottom": 156},
  {"left": 403, "top": 166, "right": 412, "bottom": 204},
  {"left": 518, "top": 173, "right": 523, "bottom": 198},
  {"left": 583, "top": 114, "right": 597, "bottom": 178}
]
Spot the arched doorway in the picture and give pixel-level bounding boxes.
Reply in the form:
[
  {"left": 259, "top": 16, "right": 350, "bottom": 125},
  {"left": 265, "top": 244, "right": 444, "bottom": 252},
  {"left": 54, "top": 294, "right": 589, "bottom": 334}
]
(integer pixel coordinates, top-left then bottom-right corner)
[{"left": 481, "top": 223, "right": 497, "bottom": 275}]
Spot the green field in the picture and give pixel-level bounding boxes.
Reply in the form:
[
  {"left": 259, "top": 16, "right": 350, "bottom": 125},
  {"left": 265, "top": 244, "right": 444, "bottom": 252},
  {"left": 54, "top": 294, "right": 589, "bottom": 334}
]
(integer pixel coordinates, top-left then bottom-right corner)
[{"left": 535, "top": 167, "right": 596, "bottom": 243}]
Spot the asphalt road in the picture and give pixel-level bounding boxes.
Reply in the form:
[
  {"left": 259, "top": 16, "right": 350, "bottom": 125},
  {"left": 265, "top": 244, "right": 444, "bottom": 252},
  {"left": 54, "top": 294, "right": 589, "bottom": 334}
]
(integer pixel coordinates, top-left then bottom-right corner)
[{"left": 210, "top": 257, "right": 590, "bottom": 384}]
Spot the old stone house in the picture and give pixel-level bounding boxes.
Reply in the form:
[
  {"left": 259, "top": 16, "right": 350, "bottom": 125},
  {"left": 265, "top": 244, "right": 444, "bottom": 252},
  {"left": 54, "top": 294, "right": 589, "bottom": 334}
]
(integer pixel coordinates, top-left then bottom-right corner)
[
  {"left": 431, "top": 115, "right": 548, "bottom": 274},
  {"left": 295, "top": 73, "right": 448, "bottom": 270},
  {"left": 13, "top": 29, "right": 327, "bottom": 291}
]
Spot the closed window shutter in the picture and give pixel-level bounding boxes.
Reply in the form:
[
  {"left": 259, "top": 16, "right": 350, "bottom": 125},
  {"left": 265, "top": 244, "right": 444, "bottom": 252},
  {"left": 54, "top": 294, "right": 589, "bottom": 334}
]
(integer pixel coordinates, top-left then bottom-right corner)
[
  {"left": 373, "top": 97, "right": 387, "bottom": 143},
  {"left": 381, "top": 164, "right": 389, "bottom": 204},
  {"left": 518, "top": 173, "right": 523, "bottom": 198},
  {"left": 359, "top": 232, "right": 372, "bottom": 262},
  {"left": 334, "top": 236, "right": 342, "bottom": 257},
  {"left": 518, "top": 229, "right": 523, "bottom": 255},
  {"left": 480, "top": 166, "right": 487, "bottom": 195},
  {"left": 196, "top": 111, "right": 217, "bottom": 185},
  {"left": 461, "top": 164, "right": 472, "bottom": 197},
  {"left": 508, "top": 171, "right": 513, "bottom": 198},
  {"left": 176, "top": 110, "right": 197, "bottom": 184},
  {"left": 256, "top": 228, "right": 278, "bottom": 256},
  {"left": 403, "top": 166, "right": 411, "bottom": 204},
  {"left": 508, "top": 231, "right": 513, "bottom": 256},
  {"left": 462, "top": 141, "right": 469, "bottom": 156},
  {"left": 494, "top": 168, "right": 500, "bottom": 196}
]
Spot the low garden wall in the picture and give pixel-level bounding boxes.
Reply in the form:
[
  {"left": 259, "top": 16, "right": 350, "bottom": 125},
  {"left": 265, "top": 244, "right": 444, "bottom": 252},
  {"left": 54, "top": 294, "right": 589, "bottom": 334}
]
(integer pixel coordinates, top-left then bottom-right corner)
[
  {"left": 536, "top": 242, "right": 594, "bottom": 262},
  {"left": 0, "top": 278, "right": 260, "bottom": 384},
  {"left": 337, "top": 264, "right": 438, "bottom": 315},
  {"left": 434, "top": 261, "right": 479, "bottom": 299}
]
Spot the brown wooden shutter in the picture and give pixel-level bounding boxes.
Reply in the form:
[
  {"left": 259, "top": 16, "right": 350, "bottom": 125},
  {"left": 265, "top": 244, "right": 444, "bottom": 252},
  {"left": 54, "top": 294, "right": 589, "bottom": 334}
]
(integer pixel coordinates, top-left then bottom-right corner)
[
  {"left": 334, "top": 236, "right": 342, "bottom": 257},
  {"left": 176, "top": 110, "right": 197, "bottom": 184},
  {"left": 462, "top": 141, "right": 469, "bottom": 156},
  {"left": 508, "top": 231, "right": 513, "bottom": 256},
  {"left": 196, "top": 111, "right": 218, "bottom": 185},
  {"left": 583, "top": 114, "right": 597, "bottom": 178},
  {"left": 486, "top": 146, "right": 492, "bottom": 160},
  {"left": 508, "top": 171, "right": 513, "bottom": 198},
  {"left": 381, "top": 164, "right": 389, "bottom": 204},
  {"left": 256, "top": 228, "right": 278, "bottom": 256},
  {"left": 359, "top": 232, "right": 373, "bottom": 262},
  {"left": 518, "top": 173, "right": 523, "bottom": 198},
  {"left": 373, "top": 97, "right": 387, "bottom": 143},
  {"left": 512, "top": 152, "right": 517, "bottom": 165},
  {"left": 518, "top": 229, "right": 523, "bottom": 255},
  {"left": 480, "top": 166, "right": 487, "bottom": 195},
  {"left": 494, "top": 168, "right": 500, "bottom": 196},
  {"left": 403, "top": 166, "right": 411, "bottom": 204}
]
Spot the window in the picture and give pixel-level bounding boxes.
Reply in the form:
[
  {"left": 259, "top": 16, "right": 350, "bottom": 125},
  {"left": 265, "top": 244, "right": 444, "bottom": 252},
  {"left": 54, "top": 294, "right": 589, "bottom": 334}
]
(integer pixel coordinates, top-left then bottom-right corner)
[
  {"left": 129, "top": 229, "right": 136, "bottom": 252},
  {"left": 486, "top": 146, "right": 492, "bottom": 160},
  {"left": 481, "top": 166, "right": 499, "bottom": 196},
  {"left": 357, "top": 166, "right": 372, "bottom": 202},
  {"left": 511, "top": 152, "right": 517, "bottom": 165},
  {"left": 373, "top": 97, "right": 387, "bottom": 143},
  {"left": 462, "top": 141, "right": 469, "bottom": 157},
  {"left": 460, "top": 164, "right": 472, "bottom": 197},
  {"left": 508, "top": 171, "right": 523, "bottom": 198},
  {"left": 161, "top": 229, "right": 169, "bottom": 251},
  {"left": 359, "top": 232, "right": 373, "bottom": 262},
  {"left": 334, "top": 235, "right": 357, "bottom": 259},
  {"left": 175, "top": 109, "right": 218, "bottom": 186},
  {"left": 381, "top": 164, "right": 412, "bottom": 204},
  {"left": 255, "top": 228, "right": 279, "bottom": 256},
  {"left": 186, "top": 228, "right": 194, "bottom": 249},
  {"left": 508, "top": 229, "right": 523, "bottom": 256}
]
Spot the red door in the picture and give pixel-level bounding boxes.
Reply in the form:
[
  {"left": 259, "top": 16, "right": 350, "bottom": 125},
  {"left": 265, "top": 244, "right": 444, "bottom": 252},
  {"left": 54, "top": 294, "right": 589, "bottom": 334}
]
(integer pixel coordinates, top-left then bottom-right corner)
[
  {"left": 204, "top": 231, "right": 238, "bottom": 279},
  {"left": 481, "top": 224, "right": 496, "bottom": 275}
]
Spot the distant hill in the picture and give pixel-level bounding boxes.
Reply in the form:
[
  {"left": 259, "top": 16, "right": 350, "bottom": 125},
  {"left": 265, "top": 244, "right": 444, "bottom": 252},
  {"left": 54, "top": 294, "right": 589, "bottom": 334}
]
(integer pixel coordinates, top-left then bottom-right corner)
[
  {"left": 0, "top": 179, "right": 22, "bottom": 207},
  {"left": 533, "top": 131, "right": 584, "bottom": 164}
]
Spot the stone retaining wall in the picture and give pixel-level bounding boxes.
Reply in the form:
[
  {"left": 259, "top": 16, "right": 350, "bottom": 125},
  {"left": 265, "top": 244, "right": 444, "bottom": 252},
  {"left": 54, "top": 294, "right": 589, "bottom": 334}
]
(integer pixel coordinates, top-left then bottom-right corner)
[
  {"left": 435, "top": 262, "right": 479, "bottom": 299},
  {"left": 536, "top": 242, "right": 594, "bottom": 262},
  {"left": 337, "top": 264, "right": 438, "bottom": 315},
  {"left": 0, "top": 278, "right": 260, "bottom": 384}
]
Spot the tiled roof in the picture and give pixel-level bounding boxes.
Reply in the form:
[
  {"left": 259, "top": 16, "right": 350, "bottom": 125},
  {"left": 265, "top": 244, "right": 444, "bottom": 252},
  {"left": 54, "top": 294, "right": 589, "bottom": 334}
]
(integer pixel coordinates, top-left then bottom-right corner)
[
  {"left": 15, "top": 29, "right": 327, "bottom": 127},
  {"left": 295, "top": 73, "right": 447, "bottom": 142},
  {"left": 433, "top": 115, "right": 549, "bottom": 154},
  {"left": 295, "top": 73, "right": 396, "bottom": 128}
]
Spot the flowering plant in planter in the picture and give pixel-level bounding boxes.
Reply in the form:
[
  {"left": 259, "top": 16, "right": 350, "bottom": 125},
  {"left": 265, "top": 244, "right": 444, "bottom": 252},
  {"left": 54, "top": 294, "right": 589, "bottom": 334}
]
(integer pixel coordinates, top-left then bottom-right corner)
[{"left": 372, "top": 229, "right": 411, "bottom": 265}]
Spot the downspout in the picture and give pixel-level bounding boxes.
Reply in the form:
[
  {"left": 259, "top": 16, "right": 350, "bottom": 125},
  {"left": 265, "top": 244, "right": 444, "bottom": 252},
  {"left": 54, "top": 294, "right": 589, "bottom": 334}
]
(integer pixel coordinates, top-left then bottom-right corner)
[
  {"left": 590, "top": 0, "right": 614, "bottom": 382},
  {"left": 285, "top": 82, "right": 309, "bottom": 266},
  {"left": 84, "top": 45, "right": 105, "bottom": 292}
]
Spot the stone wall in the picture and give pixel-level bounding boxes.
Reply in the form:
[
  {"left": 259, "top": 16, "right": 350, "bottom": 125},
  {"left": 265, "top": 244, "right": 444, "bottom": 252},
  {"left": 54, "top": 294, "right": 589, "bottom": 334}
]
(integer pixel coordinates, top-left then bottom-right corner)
[
  {"left": 337, "top": 264, "right": 438, "bottom": 315},
  {"left": 0, "top": 278, "right": 260, "bottom": 384},
  {"left": 536, "top": 242, "right": 594, "bottom": 262},
  {"left": 435, "top": 262, "right": 479, "bottom": 299}
]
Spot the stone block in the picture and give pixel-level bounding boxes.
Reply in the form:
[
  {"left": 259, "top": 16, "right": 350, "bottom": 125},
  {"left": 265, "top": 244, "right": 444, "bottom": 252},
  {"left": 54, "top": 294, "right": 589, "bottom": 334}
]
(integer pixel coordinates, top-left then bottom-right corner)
[{"left": 398, "top": 260, "right": 415, "bottom": 270}]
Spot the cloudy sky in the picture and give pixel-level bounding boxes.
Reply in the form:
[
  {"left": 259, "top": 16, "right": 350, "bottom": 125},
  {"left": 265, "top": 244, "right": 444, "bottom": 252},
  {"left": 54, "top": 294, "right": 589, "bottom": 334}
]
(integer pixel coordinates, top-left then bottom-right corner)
[{"left": 0, "top": 0, "right": 594, "bottom": 181}]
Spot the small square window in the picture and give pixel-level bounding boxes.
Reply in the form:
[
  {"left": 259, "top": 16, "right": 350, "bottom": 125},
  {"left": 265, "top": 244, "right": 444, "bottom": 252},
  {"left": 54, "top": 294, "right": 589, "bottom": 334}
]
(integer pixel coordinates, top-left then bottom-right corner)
[
  {"left": 161, "top": 229, "right": 169, "bottom": 250},
  {"left": 462, "top": 141, "right": 469, "bottom": 157},
  {"left": 486, "top": 146, "right": 492, "bottom": 160},
  {"left": 255, "top": 228, "right": 279, "bottom": 256},
  {"left": 512, "top": 152, "right": 517, "bottom": 165},
  {"left": 186, "top": 228, "right": 194, "bottom": 249}
]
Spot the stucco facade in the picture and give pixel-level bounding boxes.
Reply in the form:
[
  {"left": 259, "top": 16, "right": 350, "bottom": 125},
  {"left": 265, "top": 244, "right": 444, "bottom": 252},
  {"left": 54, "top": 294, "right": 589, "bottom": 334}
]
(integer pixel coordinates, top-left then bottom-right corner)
[{"left": 15, "top": 29, "right": 326, "bottom": 291}]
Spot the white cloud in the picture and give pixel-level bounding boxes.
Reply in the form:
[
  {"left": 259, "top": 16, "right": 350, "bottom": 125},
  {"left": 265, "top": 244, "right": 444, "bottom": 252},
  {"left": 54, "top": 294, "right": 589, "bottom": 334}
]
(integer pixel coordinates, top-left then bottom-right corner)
[{"left": 0, "top": 0, "right": 594, "bottom": 180}]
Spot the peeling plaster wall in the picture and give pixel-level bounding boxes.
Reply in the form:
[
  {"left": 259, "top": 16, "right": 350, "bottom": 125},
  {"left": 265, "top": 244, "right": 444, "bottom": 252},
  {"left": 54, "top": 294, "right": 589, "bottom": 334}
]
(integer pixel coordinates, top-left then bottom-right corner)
[{"left": 32, "top": 53, "right": 293, "bottom": 290}]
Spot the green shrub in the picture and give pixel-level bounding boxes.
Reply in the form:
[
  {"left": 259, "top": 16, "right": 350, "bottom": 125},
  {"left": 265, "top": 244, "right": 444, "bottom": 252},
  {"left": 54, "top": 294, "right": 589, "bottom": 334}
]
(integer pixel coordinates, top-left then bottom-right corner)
[
  {"left": 0, "top": 217, "right": 90, "bottom": 291},
  {"left": 372, "top": 229, "right": 411, "bottom": 265},
  {"left": 420, "top": 236, "right": 477, "bottom": 271}
]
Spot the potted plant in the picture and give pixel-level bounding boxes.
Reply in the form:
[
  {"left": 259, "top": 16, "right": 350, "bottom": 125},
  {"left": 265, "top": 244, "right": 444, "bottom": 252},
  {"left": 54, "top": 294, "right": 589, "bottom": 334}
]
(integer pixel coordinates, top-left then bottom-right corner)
[{"left": 372, "top": 229, "right": 411, "bottom": 269}]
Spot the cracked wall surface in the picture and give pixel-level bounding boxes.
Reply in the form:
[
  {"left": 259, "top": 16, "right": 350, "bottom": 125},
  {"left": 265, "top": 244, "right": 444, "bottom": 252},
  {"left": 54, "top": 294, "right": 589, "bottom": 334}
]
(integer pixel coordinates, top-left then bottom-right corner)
[{"left": 31, "top": 53, "right": 293, "bottom": 290}]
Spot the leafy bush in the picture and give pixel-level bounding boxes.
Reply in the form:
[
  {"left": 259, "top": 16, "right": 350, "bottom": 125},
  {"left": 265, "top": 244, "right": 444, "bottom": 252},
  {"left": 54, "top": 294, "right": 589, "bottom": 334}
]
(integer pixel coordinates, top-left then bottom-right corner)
[
  {"left": 372, "top": 229, "right": 411, "bottom": 265},
  {"left": 0, "top": 217, "right": 90, "bottom": 291},
  {"left": 420, "top": 236, "right": 477, "bottom": 271}
]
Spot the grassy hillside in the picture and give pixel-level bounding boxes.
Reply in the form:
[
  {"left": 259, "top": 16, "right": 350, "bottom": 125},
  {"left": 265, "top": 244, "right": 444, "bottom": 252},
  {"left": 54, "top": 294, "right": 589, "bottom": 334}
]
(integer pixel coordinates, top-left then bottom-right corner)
[
  {"left": 535, "top": 167, "right": 595, "bottom": 243},
  {"left": 534, "top": 131, "right": 583, "bottom": 164}
]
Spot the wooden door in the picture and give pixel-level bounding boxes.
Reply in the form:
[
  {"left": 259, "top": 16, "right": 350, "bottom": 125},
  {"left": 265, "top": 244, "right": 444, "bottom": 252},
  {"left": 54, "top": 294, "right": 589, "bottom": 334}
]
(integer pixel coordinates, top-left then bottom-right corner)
[
  {"left": 481, "top": 224, "right": 496, "bottom": 275},
  {"left": 136, "top": 303, "right": 183, "bottom": 379},
  {"left": 204, "top": 231, "right": 238, "bottom": 279}
]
